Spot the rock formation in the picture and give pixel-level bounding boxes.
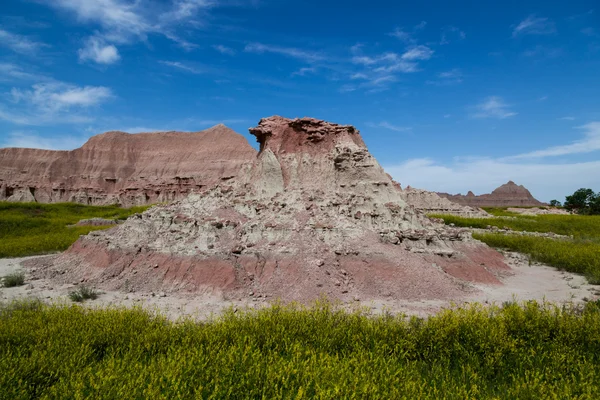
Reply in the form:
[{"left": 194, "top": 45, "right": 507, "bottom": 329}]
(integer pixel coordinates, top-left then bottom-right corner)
[
  {"left": 438, "top": 181, "right": 545, "bottom": 208},
  {"left": 0, "top": 125, "right": 256, "bottom": 207},
  {"left": 400, "top": 186, "right": 489, "bottom": 217},
  {"left": 31, "top": 117, "right": 509, "bottom": 303}
]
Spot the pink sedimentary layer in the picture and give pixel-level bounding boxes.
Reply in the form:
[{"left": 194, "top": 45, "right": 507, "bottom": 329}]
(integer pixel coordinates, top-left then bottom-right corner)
[{"left": 0, "top": 125, "right": 257, "bottom": 206}]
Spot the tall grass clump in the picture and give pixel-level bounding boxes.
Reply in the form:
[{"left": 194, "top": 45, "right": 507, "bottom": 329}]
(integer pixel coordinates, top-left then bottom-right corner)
[
  {"left": 1, "top": 271, "right": 25, "bottom": 287},
  {"left": 68, "top": 286, "right": 99, "bottom": 302},
  {"left": 1, "top": 299, "right": 599, "bottom": 398},
  {"left": 0, "top": 202, "right": 150, "bottom": 258}
]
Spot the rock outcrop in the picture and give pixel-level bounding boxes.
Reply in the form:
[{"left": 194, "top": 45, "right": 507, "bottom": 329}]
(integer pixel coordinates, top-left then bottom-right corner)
[
  {"left": 0, "top": 125, "right": 257, "bottom": 207},
  {"left": 400, "top": 187, "right": 489, "bottom": 217},
  {"left": 438, "top": 181, "right": 546, "bottom": 208},
  {"left": 32, "top": 116, "right": 509, "bottom": 303}
]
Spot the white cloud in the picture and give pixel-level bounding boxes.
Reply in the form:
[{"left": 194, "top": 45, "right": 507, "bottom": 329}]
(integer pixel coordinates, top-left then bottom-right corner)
[
  {"left": 244, "top": 43, "right": 324, "bottom": 62},
  {"left": 1, "top": 82, "right": 113, "bottom": 125},
  {"left": 389, "top": 28, "right": 415, "bottom": 44},
  {"left": 0, "top": 63, "right": 46, "bottom": 81},
  {"left": 512, "top": 15, "right": 556, "bottom": 37},
  {"left": 159, "top": 60, "right": 203, "bottom": 74},
  {"left": 385, "top": 157, "right": 600, "bottom": 202},
  {"left": 366, "top": 121, "right": 411, "bottom": 132},
  {"left": 389, "top": 21, "right": 427, "bottom": 43},
  {"left": 471, "top": 96, "right": 517, "bottom": 119},
  {"left": 212, "top": 44, "right": 235, "bottom": 55},
  {"left": 505, "top": 122, "right": 600, "bottom": 159},
  {"left": 0, "top": 131, "right": 87, "bottom": 150},
  {"left": 559, "top": 116, "right": 575, "bottom": 121},
  {"left": 0, "top": 28, "right": 48, "bottom": 55},
  {"left": 401, "top": 45, "right": 434, "bottom": 61},
  {"left": 291, "top": 67, "right": 316, "bottom": 77},
  {"left": 385, "top": 121, "right": 600, "bottom": 201},
  {"left": 78, "top": 37, "right": 120, "bottom": 64},
  {"left": 43, "top": 0, "right": 222, "bottom": 58}
]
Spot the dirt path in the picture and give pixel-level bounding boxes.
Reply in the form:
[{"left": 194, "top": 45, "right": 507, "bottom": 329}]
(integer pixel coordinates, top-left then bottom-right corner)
[{"left": 1, "top": 252, "right": 598, "bottom": 319}]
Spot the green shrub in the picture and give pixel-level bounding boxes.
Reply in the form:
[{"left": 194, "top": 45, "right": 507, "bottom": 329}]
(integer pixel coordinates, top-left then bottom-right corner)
[
  {"left": 68, "top": 286, "right": 99, "bottom": 302},
  {"left": 0, "top": 300, "right": 599, "bottom": 398},
  {"left": 1, "top": 271, "right": 25, "bottom": 287}
]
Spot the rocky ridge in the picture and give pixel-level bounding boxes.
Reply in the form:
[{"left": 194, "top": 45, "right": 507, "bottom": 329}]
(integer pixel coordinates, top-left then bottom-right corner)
[
  {"left": 400, "top": 186, "right": 489, "bottom": 217},
  {"left": 30, "top": 116, "right": 509, "bottom": 303},
  {"left": 438, "top": 181, "right": 546, "bottom": 208},
  {"left": 0, "top": 125, "right": 256, "bottom": 207}
]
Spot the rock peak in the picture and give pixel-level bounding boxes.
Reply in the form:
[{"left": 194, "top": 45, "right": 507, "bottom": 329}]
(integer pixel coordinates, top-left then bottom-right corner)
[{"left": 249, "top": 116, "right": 363, "bottom": 154}]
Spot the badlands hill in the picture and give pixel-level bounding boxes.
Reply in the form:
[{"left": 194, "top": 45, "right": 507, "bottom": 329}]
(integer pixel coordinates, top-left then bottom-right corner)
[
  {"left": 0, "top": 125, "right": 256, "bottom": 207},
  {"left": 438, "top": 181, "right": 546, "bottom": 208},
  {"left": 29, "top": 116, "right": 508, "bottom": 303}
]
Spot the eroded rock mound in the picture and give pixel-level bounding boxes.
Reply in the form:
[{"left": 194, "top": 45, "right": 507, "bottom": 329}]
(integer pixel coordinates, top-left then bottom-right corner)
[
  {"left": 400, "top": 186, "right": 489, "bottom": 217},
  {"left": 0, "top": 125, "right": 256, "bottom": 207},
  {"left": 31, "top": 117, "right": 509, "bottom": 303},
  {"left": 438, "top": 181, "right": 546, "bottom": 208}
]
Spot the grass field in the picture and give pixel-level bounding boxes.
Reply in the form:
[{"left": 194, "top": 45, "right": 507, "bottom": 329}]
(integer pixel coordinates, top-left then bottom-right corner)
[
  {"left": 430, "top": 209, "right": 600, "bottom": 284},
  {"left": 1, "top": 299, "right": 600, "bottom": 399},
  {"left": 0, "top": 202, "right": 149, "bottom": 258}
]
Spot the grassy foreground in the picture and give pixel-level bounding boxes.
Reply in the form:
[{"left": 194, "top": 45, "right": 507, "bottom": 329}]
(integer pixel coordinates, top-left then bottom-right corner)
[
  {"left": 0, "top": 202, "right": 148, "bottom": 258},
  {"left": 1, "top": 300, "right": 600, "bottom": 399},
  {"left": 430, "top": 211, "right": 600, "bottom": 284}
]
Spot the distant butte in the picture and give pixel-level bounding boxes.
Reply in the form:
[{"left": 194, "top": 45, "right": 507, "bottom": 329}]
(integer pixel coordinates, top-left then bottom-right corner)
[
  {"left": 0, "top": 125, "right": 257, "bottom": 207},
  {"left": 438, "top": 181, "right": 545, "bottom": 208}
]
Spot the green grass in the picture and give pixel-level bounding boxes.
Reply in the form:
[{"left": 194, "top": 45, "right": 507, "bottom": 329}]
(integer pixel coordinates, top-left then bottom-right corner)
[
  {"left": 0, "top": 202, "right": 150, "bottom": 258},
  {"left": 473, "top": 233, "right": 600, "bottom": 284},
  {"left": 1, "top": 271, "right": 25, "bottom": 287},
  {"left": 1, "top": 299, "right": 600, "bottom": 399},
  {"left": 68, "top": 286, "right": 99, "bottom": 302},
  {"left": 430, "top": 211, "right": 600, "bottom": 284}
]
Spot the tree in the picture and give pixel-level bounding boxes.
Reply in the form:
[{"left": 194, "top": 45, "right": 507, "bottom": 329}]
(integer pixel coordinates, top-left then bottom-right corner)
[
  {"left": 549, "top": 199, "right": 561, "bottom": 207},
  {"left": 564, "top": 188, "right": 600, "bottom": 214}
]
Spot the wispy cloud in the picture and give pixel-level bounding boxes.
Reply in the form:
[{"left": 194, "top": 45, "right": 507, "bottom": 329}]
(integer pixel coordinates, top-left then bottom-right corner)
[
  {"left": 505, "top": 122, "right": 600, "bottom": 159},
  {"left": 0, "top": 28, "right": 48, "bottom": 55},
  {"left": 366, "top": 121, "right": 411, "bottom": 132},
  {"left": 291, "top": 67, "right": 317, "bottom": 77},
  {"left": 159, "top": 60, "right": 203, "bottom": 74},
  {"left": 389, "top": 21, "right": 427, "bottom": 44},
  {"left": 440, "top": 26, "right": 466, "bottom": 45},
  {"left": 212, "top": 44, "right": 235, "bottom": 55},
  {"left": 42, "top": 0, "right": 227, "bottom": 59},
  {"left": 386, "top": 157, "right": 600, "bottom": 202},
  {"left": 244, "top": 42, "right": 324, "bottom": 62},
  {"left": 387, "top": 122, "right": 600, "bottom": 201},
  {"left": 0, "top": 63, "right": 47, "bottom": 82},
  {"left": 0, "top": 82, "right": 113, "bottom": 125},
  {"left": 471, "top": 96, "right": 517, "bottom": 119},
  {"left": 512, "top": 15, "right": 556, "bottom": 37},
  {"left": 559, "top": 116, "right": 575, "bottom": 121},
  {"left": 78, "top": 37, "right": 120, "bottom": 64},
  {"left": 522, "top": 45, "right": 563, "bottom": 59},
  {"left": 581, "top": 27, "right": 597, "bottom": 37},
  {"left": 427, "top": 68, "right": 463, "bottom": 85}
]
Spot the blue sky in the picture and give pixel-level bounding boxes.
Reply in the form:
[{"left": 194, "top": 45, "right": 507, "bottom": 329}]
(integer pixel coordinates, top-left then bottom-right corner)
[{"left": 0, "top": 0, "right": 599, "bottom": 201}]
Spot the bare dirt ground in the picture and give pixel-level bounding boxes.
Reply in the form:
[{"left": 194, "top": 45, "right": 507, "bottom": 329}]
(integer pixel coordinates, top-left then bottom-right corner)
[{"left": 1, "top": 252, "right": 599, "bottom": 320}]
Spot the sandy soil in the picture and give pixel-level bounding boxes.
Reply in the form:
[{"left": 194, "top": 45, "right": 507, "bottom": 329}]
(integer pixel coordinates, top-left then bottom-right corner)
[{"left": 1, "top": 252, "right": 598, "bottom": 320}]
